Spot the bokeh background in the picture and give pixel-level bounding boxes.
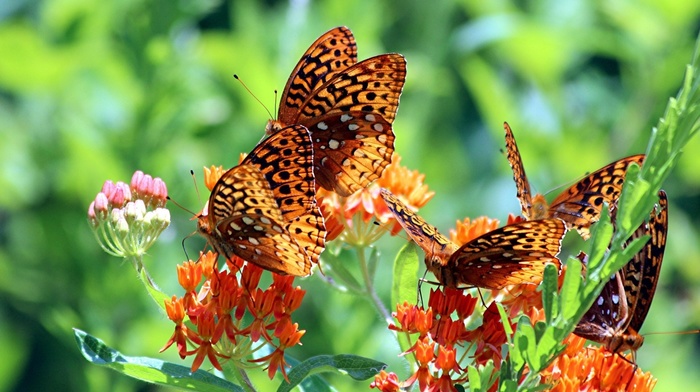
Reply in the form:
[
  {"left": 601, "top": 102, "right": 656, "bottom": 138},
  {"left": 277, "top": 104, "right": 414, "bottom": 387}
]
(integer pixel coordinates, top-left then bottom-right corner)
[{"left": 2, "top": 0, "right": 700, "bottom": 391}]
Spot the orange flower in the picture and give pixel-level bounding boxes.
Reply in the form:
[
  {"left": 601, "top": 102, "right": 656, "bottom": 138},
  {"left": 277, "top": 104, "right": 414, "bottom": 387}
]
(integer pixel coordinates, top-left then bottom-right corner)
[
  {"left": 203, "top": 165, "right": 226, "bottom": 191},
  {"left": 162, "top": 254, "right": 308, "bottom": 378},
  {"left": 370, "top": 370, "right": 401, "bottom": 392},
  {"left": 317, "top": 154, "right": 434, "bottom": 243},
  {"left": 544, "top": 339, "right": 657, "bottom": 392}
]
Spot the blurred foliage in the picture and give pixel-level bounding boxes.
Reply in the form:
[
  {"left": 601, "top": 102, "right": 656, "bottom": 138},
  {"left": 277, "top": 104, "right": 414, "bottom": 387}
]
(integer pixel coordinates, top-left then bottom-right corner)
[{"left": 1, "top": 0, "right": 700, "bottom": 391}]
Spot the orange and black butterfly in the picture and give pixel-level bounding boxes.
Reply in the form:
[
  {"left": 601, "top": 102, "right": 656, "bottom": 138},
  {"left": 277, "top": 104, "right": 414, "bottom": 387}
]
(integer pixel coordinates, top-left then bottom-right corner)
[
  {"left": 380, "top": 188, "right": 567, "bottom": 290},
  {"left": 504, "top": 122, "right": 645, "bottom": 239},
  {"left": 266, "top": 26, "right": 406, "bottom": 197},
  {"left": 197, "top": 125, "right": 326, "bottom": 276},
  {"left": 574, "top": 190, "right": 668, "bottom": 358}
]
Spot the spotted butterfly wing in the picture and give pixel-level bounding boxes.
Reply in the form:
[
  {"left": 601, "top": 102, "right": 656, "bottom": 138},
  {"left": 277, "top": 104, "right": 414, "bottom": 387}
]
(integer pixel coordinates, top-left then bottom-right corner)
[
  {"left": 504, "top": 122, "right": 645, "bottom": 239},
  {"left": 243, "top": 125, "right": 326, "bottom": 265},
  {"left": 197, "top": 126, "right": 326, "bottom": 276},
  {"left": 574, "top": 190, "right": 668, "bottom": 354},
  {"left": 380, "top": 188, "right": 566, "bottom": 290},
  {"left": 379, "top": 188, "right": 460, "bottom": 264},
  {"left": 442, "top": 219, "right": 566, "bottom": 290},
  {"left": 267, "top": 26, "right": 407, "bottom": 196}
]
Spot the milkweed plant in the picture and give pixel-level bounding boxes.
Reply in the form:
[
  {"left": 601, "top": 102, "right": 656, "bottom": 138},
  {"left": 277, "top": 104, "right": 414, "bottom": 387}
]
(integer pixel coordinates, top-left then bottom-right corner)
[{"left": 76, "top": 34, "right": 700, "bottom": 391}]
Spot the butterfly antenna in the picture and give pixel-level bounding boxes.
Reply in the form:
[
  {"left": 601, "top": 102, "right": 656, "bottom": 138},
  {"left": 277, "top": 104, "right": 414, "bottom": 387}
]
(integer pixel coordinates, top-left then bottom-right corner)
[
  {"left": 190, "top": 170, "right": 201, "bottom": 203},
  {"left": 233, "top": 74, "right": 275, "bottom": 120},
  {"left": 167, "top": 195, "right": 198, "bottom": 217},
  {"left": 273, "top": 89, "right": 278, "bottom": 117}
]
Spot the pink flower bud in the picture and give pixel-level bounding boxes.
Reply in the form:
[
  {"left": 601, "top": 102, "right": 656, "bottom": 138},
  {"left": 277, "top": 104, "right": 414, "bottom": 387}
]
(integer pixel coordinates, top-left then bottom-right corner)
[
  {"left": 130, "top": 171, "right": 145, "bottom": 191},
  {"left": 94, "top": 192, "right": 109, "bottom": 212},
  {"left": 152, "top": 177, "right": 168, "bottom": 206},
  {"left": 87, "top": 201, "right": 98, "bottom": 227},
  {"left": 101, "top": 180, "right": 115, "bottom": 199}
]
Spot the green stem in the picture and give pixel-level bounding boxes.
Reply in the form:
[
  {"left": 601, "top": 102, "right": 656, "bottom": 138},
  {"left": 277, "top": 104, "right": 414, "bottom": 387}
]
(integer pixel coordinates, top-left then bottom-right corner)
[{"left": 356, "top": 245, "right": 393, "bottom": 325}]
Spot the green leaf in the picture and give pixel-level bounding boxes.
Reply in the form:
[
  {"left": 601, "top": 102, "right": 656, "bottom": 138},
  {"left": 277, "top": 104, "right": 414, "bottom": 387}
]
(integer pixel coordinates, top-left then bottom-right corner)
[
  {"left": 74, "top": 329, "right": 242, "bottom": 392},
  {"left": 140, "top": 267, "right": 171, "bottom": 314},
  {"left": 512, "top": 317, "right": 534, "bottom": 371},
  {"left": 467, "top": 365, "right": 481, "bottom": 391},
  {"left": 391, "top": 241, "right": 420, "bottom": 309},
  {"left": 541, "top": 264, "right": 558, "bottom": 323},
  {"left": 321, "top": 250, "right": 362, "bottom": 292},
  {"left": 558, "top": 256, "right": 583, "bottom": 323},
  {"left": 278, "top": 354, "right": 386, "bottom": 392}
]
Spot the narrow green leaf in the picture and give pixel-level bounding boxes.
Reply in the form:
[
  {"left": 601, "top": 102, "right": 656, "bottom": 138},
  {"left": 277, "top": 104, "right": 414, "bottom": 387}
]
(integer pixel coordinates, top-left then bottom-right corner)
[
  {"left": 514, "top": 317, "right": 537, "bottom": 371},
  {"left": 74, "top": 329, "right": 241, "bottom": 392},
  {"left": 467, "top": 365, "right": 481, "bottom": 391},
  {"left": 321, "top": 250, "right": 362, "bottom": 292},
  {"left": 140, "top": 268, "right": 171, "bottom": 314},
  {"left": 277, "top": 354, "right": 386, "bottom": 392},
  {"left": 541, "top": 264, "right": 558, "bottom": 323},
  {"left": 558, "top": 256, "right": 583, "bottom": 323},
  {"left": 391, "top": 241, "right": 420, "bottom": 309}
]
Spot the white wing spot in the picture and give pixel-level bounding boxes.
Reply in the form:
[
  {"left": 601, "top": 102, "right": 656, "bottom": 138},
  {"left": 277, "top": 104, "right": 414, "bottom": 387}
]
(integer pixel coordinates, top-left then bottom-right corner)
[
  {"left": 365, "top": 114, "right": 376, "bottom": 122},
  {"left": 260, "top": 217, "right": 271, "bottom": 225},
  {"left": 374, "top": 123, "right": 384, "bottom": 132},
  {"left": 328, "top": 139, "right": 340, "bottom": 150},
  {"left": 248, "top": 237, "right": 260, "bottom": 245},
  {"left": 317, "top": 122, "right": 328, "bottom": 130},
  {"left": 242, "top": 217, "right": 254, "bottom": 225},
  {"left": 340, "top": 114, "right": 353, "bottom": 122}
]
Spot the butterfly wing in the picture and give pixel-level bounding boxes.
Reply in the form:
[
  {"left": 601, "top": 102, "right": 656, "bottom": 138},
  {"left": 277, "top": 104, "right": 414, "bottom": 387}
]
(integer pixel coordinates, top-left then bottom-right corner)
[
  {"left": 548, "top": 155, "right": 646, "bottom": 238},
  {"left": 625, "top": 190, "right": 668, "bottom": 332},
  {"left": 574, "top": 270, "right": 630, "bottom": 342},
  {"left": 504, "top": 122, "right": 535, "bottom": 219},
  {"left": 242, "top": 125, "right": 326, "bottom": 266},
  {"left": 276, "top": 26, "right": 358, "bottom": 125},
  {"left": 197, "top": 164, "right": 311, "bottom": 276},
  {"left": 446, "top": 219, "right": 566, "bottom": 290},
  {"left": 380, "top": 188, "right": 459, "bottom": 264}
]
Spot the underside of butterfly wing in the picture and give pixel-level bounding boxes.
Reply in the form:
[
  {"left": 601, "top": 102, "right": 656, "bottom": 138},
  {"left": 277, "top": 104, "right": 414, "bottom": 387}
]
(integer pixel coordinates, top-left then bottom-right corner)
[
  {"left": 379, "top": 188, "right": 459, "bottom": 266},
  {"left": 503, "top": 122, "right": 535, "bottom": 219},
  {"left": 310, "top": 112, "right": 395, "bottom": 196},
  {"left": 197, "top": 163, "right": 312, "bottom": 276}
]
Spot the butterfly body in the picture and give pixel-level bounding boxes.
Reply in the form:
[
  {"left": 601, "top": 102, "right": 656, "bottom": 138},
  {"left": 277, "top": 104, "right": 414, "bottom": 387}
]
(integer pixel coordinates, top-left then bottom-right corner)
[
  {"left": 380, "top": 188, "right": 566, "bottom": 290},
  {"left": 504, "top": 122, "right": 645, "bottom": 238},
  {"left": 198, "top": 125, "right": 326, "bottom": 276},
  {"left": 266, "top": 26, "right": 406, "bottom": 196}
]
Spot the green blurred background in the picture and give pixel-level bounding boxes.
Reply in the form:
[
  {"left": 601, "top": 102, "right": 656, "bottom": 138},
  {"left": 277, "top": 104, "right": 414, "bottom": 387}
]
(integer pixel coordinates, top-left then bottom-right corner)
[{"left": 2, "top": 0, "right": 700, "bottom": 391}]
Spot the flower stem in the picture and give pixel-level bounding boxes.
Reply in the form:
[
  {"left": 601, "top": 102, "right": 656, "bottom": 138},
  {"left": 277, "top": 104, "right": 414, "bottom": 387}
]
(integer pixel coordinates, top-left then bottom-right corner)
[{"left": 356, "top": 245, "right": 393, "bottom": 325}]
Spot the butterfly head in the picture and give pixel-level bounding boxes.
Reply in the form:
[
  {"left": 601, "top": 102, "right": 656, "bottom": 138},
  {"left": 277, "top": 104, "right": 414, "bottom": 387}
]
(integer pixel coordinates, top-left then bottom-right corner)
[
  {"left": 265, "top": 120, "right": 284, "bottom": 136},
  {"left": 607, "top": 330, "right": 644, "bottom": 354},
  {"left": 530, "top": 194, "right": 549, "bottom": 220}
]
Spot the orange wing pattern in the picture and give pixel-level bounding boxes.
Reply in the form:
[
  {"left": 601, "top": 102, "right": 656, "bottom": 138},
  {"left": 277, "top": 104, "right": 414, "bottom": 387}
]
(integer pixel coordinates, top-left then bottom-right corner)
[
  {"left": 198, "top": 126, "right": 326, "bottom": 276},
  {"left": 504, "top": 122, "right": 645, "bottom": 238},
  {"left": 381, "top": 188, "right": 566, "bottom": 290},
  {"left": 267, "top": 26, "right": 407, "bottom": 196}
]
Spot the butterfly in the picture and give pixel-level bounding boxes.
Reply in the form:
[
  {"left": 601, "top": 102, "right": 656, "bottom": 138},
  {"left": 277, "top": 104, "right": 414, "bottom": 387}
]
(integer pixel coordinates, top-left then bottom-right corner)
[
  {"left": 504, "top": 122, "right": 645, "bottom": 239},
  {"left": 197, "top": 125, "right": 326, "bottom": 276},
  {"left": 380, "top": 188, "right": 567, "bottom": 290},
  {"left": 265, "top": 26, "right": 407, "bottom": 197},
  {"left": 574, "top": 190, "right": 668, "bottom": 357}
]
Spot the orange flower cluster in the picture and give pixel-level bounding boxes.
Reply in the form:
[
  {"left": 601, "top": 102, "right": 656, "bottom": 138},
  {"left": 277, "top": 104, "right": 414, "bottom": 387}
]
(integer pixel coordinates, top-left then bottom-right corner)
[
  {"left": 544, "top": 336, "right": 656, "bottom": 391},
  {"left": 378, "top": 287, "right": 516, "bottom": 391},
  {"left": 160, "top": 251, "right": 306, "bottom": 380},
  {"left": 318, "top": 155, "right": 434, "bottom": 243}
]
